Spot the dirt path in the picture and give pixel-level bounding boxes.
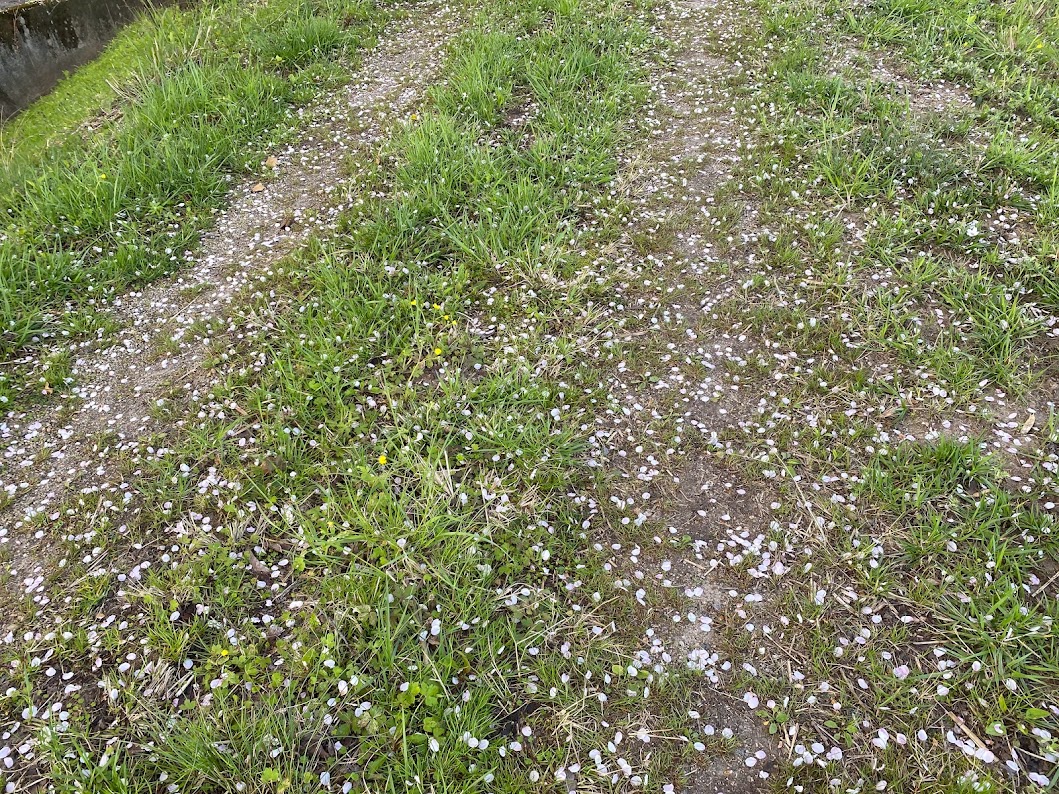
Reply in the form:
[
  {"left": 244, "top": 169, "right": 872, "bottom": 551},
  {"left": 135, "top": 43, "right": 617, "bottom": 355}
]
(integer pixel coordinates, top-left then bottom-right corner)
[
  {"left": 0, "top": 0, "right": 464, "bottom": 612},
  {"left": 601, "top": 0, "right": 1059, "bottom": 786},
  {"left": 591, "top": 0, "right": 785, "bottom": 788}
]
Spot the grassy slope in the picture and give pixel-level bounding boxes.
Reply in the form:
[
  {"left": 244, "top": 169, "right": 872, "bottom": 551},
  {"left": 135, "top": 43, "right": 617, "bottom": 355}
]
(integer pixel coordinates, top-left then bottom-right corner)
[
  {"left": 1, "top": 0, "right": 713, "bottom": 789},
  {"left": 0, "top": 0, "right": 390, "bottom": 409},
  {"left": 0, "top": 7, "right": 187, "bottom": 167}
]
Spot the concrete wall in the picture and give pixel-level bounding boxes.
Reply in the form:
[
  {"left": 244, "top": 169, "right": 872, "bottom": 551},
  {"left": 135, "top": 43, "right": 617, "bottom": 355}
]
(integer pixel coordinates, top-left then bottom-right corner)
[{"left": 0, "top": 0, "right": 152, "bottom": 119}]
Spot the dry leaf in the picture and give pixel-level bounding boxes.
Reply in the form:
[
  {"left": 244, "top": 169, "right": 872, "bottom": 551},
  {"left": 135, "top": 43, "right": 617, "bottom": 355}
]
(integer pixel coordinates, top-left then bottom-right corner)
[
  {"left": 251, "top": 182, "right": 265, "bottom": 193},
  {"left": 264, "top": 155, "right": 279, "bottom": 169},
  {"left": 245, "top": 551, "right": 271, "bottom": 576},
  {"left": 1022, "top": 413, "right": 1036, "bottom": 434},
  {"left": 880, "top": 405, "right": 896, "bottom": 418}
]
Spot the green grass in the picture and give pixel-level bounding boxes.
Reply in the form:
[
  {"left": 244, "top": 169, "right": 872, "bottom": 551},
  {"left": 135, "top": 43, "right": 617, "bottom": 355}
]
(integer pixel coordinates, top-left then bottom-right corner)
[
  {"left": 694, "top": 0, "right": 1059, "bottom": 787},
  {"left": 858, "top": 440, "right": 1059, "bottom": 732},
  {"left": 0, "top": 0, "right": 717, "bottom": 789},
  {"left": 847, "top": 0, "right": 1059, "bottom": 131},
  {"left": 0, "top": 7, "right": 191, "bottom": 168},
  {"left": 748, "top": 436, "right": 1059, "bottom": 790},
  {"left": 0, "top": 0, "right": 390, "bottom": 409},
  {"left": 7, "top": 0, "right": 1059, "bottom": 788},
  {"left": 742, "top": 0, "right": 1059, "bottom": 403}
]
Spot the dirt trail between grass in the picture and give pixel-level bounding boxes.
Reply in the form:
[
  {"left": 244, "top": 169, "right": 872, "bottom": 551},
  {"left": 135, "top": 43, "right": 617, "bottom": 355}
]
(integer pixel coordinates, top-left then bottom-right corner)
[
  {"left": 593, "top": 0, "right": 785, "bottom": 788},
  {"left": 602, "top": 0, "right": 1059, "bottom": 786},
  {"left": 0, "top": 0, "right": 463, "bottom": 614}
]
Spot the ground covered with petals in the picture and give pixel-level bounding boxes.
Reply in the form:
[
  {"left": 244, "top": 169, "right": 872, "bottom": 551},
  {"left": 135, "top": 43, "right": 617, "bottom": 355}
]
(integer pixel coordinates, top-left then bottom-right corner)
[{"left": 1, "top": 0, "right": 1058, "bottom": 791}]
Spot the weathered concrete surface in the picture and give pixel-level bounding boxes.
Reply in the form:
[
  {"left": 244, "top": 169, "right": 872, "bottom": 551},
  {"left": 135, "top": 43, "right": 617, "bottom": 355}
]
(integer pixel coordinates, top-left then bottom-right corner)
[{"left": 0, "top": 0, "right": 152, "bottom": 119}]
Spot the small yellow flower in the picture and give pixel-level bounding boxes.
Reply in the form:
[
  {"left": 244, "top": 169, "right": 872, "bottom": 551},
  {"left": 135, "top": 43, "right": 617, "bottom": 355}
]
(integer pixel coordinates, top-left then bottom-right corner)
[
  {"left": 410, "top": 299, "right": 417, "bottom": 306},
  {"left": 99, "top": 173, "right": 107, "bottom": 180},
  {"left": 378, "top": 454, "right": 388, "bottom": 466},
  {"left": 434, "top": 347, "right": 443, "bottom": 356}
]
